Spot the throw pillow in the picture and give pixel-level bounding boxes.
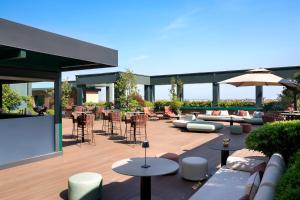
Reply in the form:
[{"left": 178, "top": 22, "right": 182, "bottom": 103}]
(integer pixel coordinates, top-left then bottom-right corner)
[
  {"left": 245, "top": 172, "right": 261, "bottom": 200},
  {"left": 206, "top": 110, "right": 213, "bottom": 116},
  {"left": 212, "top": 110, "right": 221, "bottom": 116},
  {"left": 238, "top": 110, "right": 247, "bottom": 116}
]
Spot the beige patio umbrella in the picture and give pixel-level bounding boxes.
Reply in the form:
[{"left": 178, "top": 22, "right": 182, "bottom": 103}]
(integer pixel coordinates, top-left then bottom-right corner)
[
  {"left": 220, "top": 68, "right": 283, "bottom": 86},
  {"left": 220, "top": 68, "right": 300, "bottom": 110}
]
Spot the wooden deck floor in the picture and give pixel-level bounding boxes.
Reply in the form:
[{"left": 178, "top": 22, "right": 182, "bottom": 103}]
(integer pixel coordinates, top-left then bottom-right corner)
[{"left": 0, "top": 119, "right": 264, "bottom": 200}]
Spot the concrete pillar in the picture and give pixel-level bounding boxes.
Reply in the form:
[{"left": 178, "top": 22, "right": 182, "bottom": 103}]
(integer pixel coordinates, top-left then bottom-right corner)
[
  {"left": 212, "top": 82, "right": 220, "bottom": 106},
  {"left": 105, "top": 84, "right": 114, "bottom": 102},
  {"left": 54, "top": 73, "right": 62, "bottom": 152},
  {"left": 144, "top": 85, "right": 155, "bottom": 102},
  {"left": 176, "top": 84, "right": 184, "bottom": 101},
  {"left": 76, "top": 86, "right": 83, "bottom": 105},
  {"left": 255, "top": 86, "right": 263, "bottom": 108},
  {"left": 82, "top": 85, "right": 87, "bottom": 103}
]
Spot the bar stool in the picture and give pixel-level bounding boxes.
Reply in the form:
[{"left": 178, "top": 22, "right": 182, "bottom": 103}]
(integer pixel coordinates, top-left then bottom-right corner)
[
  {"left": 108, "top": 112, "right": 122, "bottom": 136},
  {"left": 101, "top": 111, "right": 110, "bottom": 135},
  {"left": 129, "top": 114, "right": 148, "bottom": 143}
]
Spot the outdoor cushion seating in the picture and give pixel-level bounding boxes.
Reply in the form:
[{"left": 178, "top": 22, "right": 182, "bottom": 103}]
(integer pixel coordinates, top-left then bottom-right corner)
[
  {"left": 68, "top": 172, "right": 103, "bottom": 200},
  {"left": 186, "top": 121, "right": 224, "bottom": 132},
  {"left": 226, "top": 156, "right": 267, "bottom": 173},
  {"left": 189, "top": 153, "right": 285, "bottom": 200},
  {"left": 244, "top": 117, "right": 263, "bottom": 125},
  {"left": 172, "top": 114, "right": 197, "bottom": 128},
  {"left": 230, "top": 125, "right": 243, "bottom": 135},
  {"left": 181, "top": 157, "right": 208, "bottom": 181}
]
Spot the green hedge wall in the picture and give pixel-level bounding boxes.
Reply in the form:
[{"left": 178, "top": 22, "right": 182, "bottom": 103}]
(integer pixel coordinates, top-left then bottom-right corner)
[
  {"left": 246, "top": 120, "right": 300, "bottom": 162},
  {"left": 275, "top": 150, "right": 300, "bottom": 200}
]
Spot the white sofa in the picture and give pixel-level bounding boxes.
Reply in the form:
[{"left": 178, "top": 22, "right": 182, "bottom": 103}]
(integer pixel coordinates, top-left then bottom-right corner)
[
  {"left": 197, "top": 110, "right": 263, "bottom": 125},
  {"left": 189, "top": 153, "right": 285, "bottom": 200}
]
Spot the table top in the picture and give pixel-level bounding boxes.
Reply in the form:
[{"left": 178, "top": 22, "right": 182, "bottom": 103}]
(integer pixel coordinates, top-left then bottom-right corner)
[
  {"left": 112, "top": 157, "right": 179, "bottom": 177},
  {"left": 209, "top": 143, "right": 243, "bottom": 151}
]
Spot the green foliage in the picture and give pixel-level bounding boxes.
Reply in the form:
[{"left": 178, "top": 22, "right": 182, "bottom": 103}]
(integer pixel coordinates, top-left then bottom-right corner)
[
  {"left": 154, "top": 100, "right": 171, "bottom": 111},
  {"left": 2, "top": 84, "right": 23, "bottom": 112},
  {"left": 246, "top": 120, "right": 300, "bottom": 162},
  {"left": 170, "top": 100, "right": 183, "bottom": 114},
  {"left": 144, "top": 101, "right": 154, "bottom": 108},
  {"left": 263, "top": 100, "right": 284, "bottom": 111},
  {"left": 278, "top": 72, "right": 300, "bottom": 110},
  {"left": 182, "top": 100, "right": 212, "bottom": 107},
  {"left": 61, "top": 80, "right": 72, "bottom": 109},
  {"left": 169, "top": 77, "right": 177, "bottom": 101},
  {"left": 131, "top": 93, "right": 145, "bottom": 107},
  {"left": 115, "top": 69, "right": 138, "bottom": 109},
  {"left": 275, "top": 150, "right": 300, "bottom": 200},
  {"left": 46, "top": 109, "right": 55, "bottom": 115}
]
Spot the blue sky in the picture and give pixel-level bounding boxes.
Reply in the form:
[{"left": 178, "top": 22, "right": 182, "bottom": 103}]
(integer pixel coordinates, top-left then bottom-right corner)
[{"left": 1, "top": 0, "right": 300, "bottom": 100}]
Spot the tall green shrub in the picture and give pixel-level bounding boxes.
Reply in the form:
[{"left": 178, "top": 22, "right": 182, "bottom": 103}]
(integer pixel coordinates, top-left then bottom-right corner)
[
  {"left": 246, "top": 120, "right": 300, "bottom": 162},
  {"left": 275, "top": 150, "right": 300, "bottom": 200},
  {"left": 115, "top": 69, "right": 138, "bottom": 109},
  {"left": 61, "top": 80, "right": 72, "bottom": 109}
]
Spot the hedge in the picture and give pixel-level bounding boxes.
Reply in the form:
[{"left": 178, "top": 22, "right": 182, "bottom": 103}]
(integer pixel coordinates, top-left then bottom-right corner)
[
  {"left": 246, "top": 120, "right": 300, "bottom": 162},
  {"left": 275, "top": 150, "right": 300, "bottom": 200}
]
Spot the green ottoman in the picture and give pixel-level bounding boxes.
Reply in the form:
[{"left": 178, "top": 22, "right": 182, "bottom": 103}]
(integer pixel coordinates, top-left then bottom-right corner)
[
  {"left": 68, "top": 172, "right": 103, "bottom": 200},
  {"left": 230, "top": 125, "right": 243, "bottom": 135}
]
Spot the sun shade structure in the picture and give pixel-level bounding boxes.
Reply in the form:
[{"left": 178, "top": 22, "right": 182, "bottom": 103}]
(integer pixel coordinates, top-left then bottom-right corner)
[
  {"left": 220, "top": 68, "right": 283, "bottom": 87},
  {"left": 0, "top": 18, "right": 118, "bottom": 169}
]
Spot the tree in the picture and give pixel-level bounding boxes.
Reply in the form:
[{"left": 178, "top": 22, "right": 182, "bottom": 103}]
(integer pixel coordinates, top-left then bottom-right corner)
[
  {"left": 2, "top": 84, "right": 23, "bottom": 112},
  {"left": 169, "top": 77, "right": 183, "bottom": 114},
  {"left": 278, "top": 72, "right": 300, "bottom": 110},
  {"left": 61, "top": 80, "right": 72, "bottom": 109},
  {"left": 115, "top": 69, "right": 138, "bottom": 109}
]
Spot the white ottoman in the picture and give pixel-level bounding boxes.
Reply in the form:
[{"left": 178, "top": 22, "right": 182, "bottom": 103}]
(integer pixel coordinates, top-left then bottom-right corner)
[
  {"left": 68, "top": 172, "right": 103, "bottom": 200},
  {"left": 181, "top": 157, "right": 208, "bottom": 181}
]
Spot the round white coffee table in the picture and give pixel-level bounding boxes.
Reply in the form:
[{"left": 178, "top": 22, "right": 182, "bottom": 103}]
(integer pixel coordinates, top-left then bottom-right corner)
[{"left": 112, "top": 157, "right": 179, "bottom": 200}]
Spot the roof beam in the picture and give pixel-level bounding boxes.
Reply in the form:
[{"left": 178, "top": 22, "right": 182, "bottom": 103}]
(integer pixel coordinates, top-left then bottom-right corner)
[{"left": 0, "top": 49, "right": 26, "bottom": 61}]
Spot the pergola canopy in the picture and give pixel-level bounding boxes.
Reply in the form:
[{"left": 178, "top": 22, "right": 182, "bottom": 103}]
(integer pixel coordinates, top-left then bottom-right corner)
[{"left": 0, "top": 18, "right": 118, "bottom": 73}]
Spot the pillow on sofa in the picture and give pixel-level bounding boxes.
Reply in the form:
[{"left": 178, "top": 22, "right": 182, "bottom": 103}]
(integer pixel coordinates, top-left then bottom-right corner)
[
  {"left": 238, "top": 110, "right": 249, "bottom": 116},
  {"left": 253, "top": 111, "right": 264, "bottom": 118},
  {"left": 206, "top": 110, "right": 213, "bottom": 115},
  {"left": 245, "top": 172, "right": 260, "bottom": 200},
  {"left": 226, "top": 156, "right": 266, "bottom": 173},
  {"left": 220, "top": 110, "right": 229, "bottom": 116},
  {"left": 212, "top": 110, "right": 221, "bottom": 116}
]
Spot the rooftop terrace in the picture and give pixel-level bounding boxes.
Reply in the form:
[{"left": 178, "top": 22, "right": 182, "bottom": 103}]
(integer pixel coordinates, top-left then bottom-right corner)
[{"left": 0, "top": 118, "right": 263, "bottom": 200}]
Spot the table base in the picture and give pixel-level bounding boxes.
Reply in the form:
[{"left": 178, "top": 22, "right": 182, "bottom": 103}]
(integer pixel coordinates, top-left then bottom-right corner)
[
  {"left": 221, "top": 150, "right": 229, "bottom": 166},
  {"left": 141, "top": 176, "right": 151, "bottom": 200}
]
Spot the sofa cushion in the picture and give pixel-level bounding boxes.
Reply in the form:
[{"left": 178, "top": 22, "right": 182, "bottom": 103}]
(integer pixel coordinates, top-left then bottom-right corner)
[
  {"left": 220, "top": 110, "right": 229, "bottom": 116},
  {"left": 253, "top": 111, "right": 264, "bottom": 118},
  {"left": 206, "top": 110, "right": 213, "bottom": 115},
  {"left": 266, "top": 153, "right": 285, "bottom": 171},
  {"left": 238, "top": 110, "right": 249, "bottom": 116},
  {"left": 187, "top": 121, "right": 224, "bottom": 132},
  {"left": 245, "top": 172, "right": 260, "bottom": 200},
  {"left": 173, "top": 120, "right": 189, "bottom": 128},
  {"left": 212, "top": 110, "right": 221, "bottom": 116},
  {"left": 226, "top": 156, "right": 267, "bottom": 173},
  {"left": 253, "top": 185, "right": 274, "bottom": 200},
  {"left": 189, "top": 167, "right": 250, "bottom": 200},
  {"left": 181, "top": 114, "right": 196, "bottom": 121}
]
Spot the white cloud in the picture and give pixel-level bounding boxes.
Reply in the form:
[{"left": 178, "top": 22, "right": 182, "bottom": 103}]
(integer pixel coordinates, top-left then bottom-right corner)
[
  {"left": 160, "top": 8, "right": 200, "bottom": 39},
  {"left": 129, "top": 55, "right": 149, "bottom": 62}
]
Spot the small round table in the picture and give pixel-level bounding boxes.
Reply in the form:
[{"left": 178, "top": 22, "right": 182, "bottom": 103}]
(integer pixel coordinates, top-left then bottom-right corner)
[
  {"left": 209, "top": 144, "right": 243, "bottom": 166},
  {"left": 112, "top": 157, "right": 179, "bottom": 200}
]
